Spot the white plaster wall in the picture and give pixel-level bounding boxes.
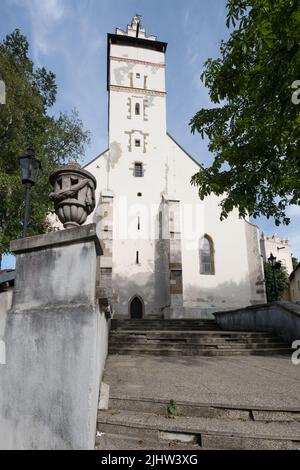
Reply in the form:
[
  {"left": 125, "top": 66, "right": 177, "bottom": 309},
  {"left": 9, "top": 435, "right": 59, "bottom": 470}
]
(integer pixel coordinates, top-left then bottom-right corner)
[
  {"left": 260, "top": 235, "right": 293, "bottom": 274},
  {"left": 166, "top": 135, "right": 252, "bottom": 312},
  {"left": 84, "top": 35, "right": 262, "bottom": 316}
]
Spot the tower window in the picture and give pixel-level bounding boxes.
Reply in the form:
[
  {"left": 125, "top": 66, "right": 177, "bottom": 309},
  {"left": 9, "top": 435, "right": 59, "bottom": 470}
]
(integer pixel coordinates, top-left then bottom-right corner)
[
  {"left": 134, "top": 162, "right": 143, "bottom": 177},
  {"left": 135, "top": 103, "right": 140, "bottom": 115},
  {"left": 138, "top": 216, "right": 140, "bottom": 230},
  {"left": 136, "top": 251, "right": 139, "bottom": 264},
  {"left": 135, "top": 139, "right": 141, "bottom": 147},
  {"left": 200, "top": 235, "right": 215, "bottom": 275}
]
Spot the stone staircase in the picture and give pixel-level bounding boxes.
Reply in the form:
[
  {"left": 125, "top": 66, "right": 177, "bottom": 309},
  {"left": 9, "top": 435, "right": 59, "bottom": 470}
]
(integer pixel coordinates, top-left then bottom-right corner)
[
  {"left": 96, "top": 397, "right": 300, "bottom": 450},
  {"left": 96, "top": 318, "right": 299, "bottom": 450},
  {"left": 108, "top": 318, "right": 292, "bottom": 357}
]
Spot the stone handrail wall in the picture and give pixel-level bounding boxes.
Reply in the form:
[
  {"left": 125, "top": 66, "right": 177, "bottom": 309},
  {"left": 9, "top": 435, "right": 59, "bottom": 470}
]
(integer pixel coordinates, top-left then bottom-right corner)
[{"left": 214, "top": 301, "right": 300, "bottom": 344}]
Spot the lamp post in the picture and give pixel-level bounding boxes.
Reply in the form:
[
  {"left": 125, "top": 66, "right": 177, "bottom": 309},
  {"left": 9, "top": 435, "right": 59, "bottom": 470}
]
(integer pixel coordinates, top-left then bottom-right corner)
[
  {"left": 268, "top": 252, "right": 280, "bottom": 300},
  {"left": 19, "top": 147, "right": 41, "bottom": 238}
]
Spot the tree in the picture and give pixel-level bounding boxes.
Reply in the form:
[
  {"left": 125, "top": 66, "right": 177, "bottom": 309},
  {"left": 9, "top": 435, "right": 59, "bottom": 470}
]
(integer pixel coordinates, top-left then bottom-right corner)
[
  {"left": 264, "top": 261, "right": 289, "bottom": 302},
  {"left": 292, "top": 256, "right": 299, "bottom": 270},
  {"left": 0, "top": 30, "right": 90, "bottom": 260},
  {"left": 190, "top": 0, "right": 300, "bottom": 225}
]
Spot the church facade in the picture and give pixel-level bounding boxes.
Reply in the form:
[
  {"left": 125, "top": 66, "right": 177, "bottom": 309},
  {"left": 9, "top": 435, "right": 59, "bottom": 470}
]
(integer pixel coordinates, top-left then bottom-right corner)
[{"left": 85, "top": 17, "right": 266, "bottom": 318}]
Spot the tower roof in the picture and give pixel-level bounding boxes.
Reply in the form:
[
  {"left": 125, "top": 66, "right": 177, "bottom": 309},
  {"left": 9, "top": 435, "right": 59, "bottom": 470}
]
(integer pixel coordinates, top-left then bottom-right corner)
[
  {"left": 116, "top": 16, "right": 157, "bottom": 41},
  {"left": 107, "top": 17, "right": 167, "bottom": 90}
]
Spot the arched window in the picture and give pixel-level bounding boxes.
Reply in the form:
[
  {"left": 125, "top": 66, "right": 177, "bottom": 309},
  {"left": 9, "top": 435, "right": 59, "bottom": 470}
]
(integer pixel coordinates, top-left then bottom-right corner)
[
  {"left": 135, "top": 103, "right": 140, "bottom": 115},
  {"left": 199, "top": 235, "right": 215, "bottom": 275}
]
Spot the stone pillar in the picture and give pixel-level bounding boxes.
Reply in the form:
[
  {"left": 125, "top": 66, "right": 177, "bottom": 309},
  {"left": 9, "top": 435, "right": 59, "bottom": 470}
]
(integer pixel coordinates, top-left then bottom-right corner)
[
  {"left": 0, "top": 224, "right": 109, "bottom": 450},
  {"left": 162, "top": 195, "right": 183, "bottom": 319},
  {"left": 97, "top": 190, "right": 114, "bottom": 308}
]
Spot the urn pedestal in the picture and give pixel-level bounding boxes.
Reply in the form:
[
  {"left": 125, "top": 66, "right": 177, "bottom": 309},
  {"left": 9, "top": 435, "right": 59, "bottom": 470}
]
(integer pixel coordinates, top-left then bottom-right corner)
[{"left": 49, "top": 163, "right": 97, "bottom": 228}]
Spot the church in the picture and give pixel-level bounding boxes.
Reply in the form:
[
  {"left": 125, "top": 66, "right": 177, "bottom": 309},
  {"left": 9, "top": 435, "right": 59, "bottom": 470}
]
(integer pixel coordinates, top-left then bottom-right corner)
[{"left": 84, "top": 16, "right": 266, "bottom": 319}]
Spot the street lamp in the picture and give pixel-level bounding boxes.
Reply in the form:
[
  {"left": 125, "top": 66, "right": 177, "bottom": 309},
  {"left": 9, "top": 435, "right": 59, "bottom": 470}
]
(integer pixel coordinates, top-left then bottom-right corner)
[
  {"left": 19, "top": 147, "right": 41, "bottom": 238},
  {"left": 268, "top": 252, "right": 281, "bottom": 300}
]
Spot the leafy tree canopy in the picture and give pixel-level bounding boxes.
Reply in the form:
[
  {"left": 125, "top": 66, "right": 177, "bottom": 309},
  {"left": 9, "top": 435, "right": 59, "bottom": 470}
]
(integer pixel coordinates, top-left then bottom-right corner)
[
  {"left": 264, "top": 261, "right": 289, "bottom": 301},
  {"left": 292, "top": 256, "right": 299, "bottom": 270},
  {"left": 0, "top": 29, "right": 90, "bottom": 259},
  {"left": 190, "top": 0, "right": 300, "bottom": 225}
]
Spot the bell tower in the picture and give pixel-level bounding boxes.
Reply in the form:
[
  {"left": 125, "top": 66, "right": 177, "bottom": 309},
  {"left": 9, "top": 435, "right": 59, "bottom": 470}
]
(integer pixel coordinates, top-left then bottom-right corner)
[{"left": 107, "top": 16, "right": 168, "bottom": 170}]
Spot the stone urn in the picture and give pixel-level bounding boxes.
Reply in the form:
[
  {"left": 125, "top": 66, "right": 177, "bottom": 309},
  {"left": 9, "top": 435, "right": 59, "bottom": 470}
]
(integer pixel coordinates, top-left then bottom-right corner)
[{"left": 49, "top": 163, "right": 97, "bottom": 229}]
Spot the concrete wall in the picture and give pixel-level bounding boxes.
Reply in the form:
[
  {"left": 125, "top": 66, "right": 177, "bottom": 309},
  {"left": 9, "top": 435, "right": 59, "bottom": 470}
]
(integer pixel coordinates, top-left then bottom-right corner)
[
  {"left": 0, "top": 287, "right": 13, "bottom": 365},
  {"left": 290, "top": 266, "right": 300, "bottom": 303},
  {"left": 0, "top": 224, "right": 109, "bottom": 449},
  {"left": 214, "top": 301, "right": 300, "bottom": 344}
]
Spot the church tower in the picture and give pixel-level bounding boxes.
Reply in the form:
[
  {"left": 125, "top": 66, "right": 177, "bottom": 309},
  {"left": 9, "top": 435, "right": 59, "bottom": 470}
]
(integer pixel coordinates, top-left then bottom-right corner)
[{"left": 101, "top": 17, "right": 171, "bottom": 317}]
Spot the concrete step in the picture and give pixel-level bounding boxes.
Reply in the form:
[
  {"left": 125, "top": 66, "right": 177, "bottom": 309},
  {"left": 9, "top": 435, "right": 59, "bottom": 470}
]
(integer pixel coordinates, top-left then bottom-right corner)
[
  {"left": 109, "top": 341, "right": 289, "bottom": 350},
  {"left": 111, "top": 329, "right": 277, "bottom": 338},
  {"left": 95, "top": 432, "right": 203, "bottom": 450},
  {"left": 111, "top": 320, "right": 220, "bottom": 331},
  {"left": 110, "top": 336, "right": 287, "bottom": 347},
  {"left": 108, "top": 396, "right": 300, "bottom": 423},
  {"left": 97, "top": 409, "right": 300, "bottom": 450},
  {"left": 108, "top": 347, "right": 292, "bottom": 356}
]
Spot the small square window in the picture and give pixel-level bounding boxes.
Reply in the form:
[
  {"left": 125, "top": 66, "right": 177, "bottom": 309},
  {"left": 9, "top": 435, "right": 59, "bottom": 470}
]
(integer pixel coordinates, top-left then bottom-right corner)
[
  {"left": 136, "top": 73, "right": 140, "bottom": 78},
  {"left": 135, "top": 139, "right": 141, "bottom": 147},
  {"left": 134, "top": 162, "right": 143, "bottom": 177}
]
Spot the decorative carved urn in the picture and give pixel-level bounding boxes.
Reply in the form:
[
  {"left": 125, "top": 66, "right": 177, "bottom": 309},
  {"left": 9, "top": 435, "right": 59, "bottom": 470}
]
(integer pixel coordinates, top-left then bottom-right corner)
[{"left": 49, "top": 163, "right": 97, "bottom": 229}]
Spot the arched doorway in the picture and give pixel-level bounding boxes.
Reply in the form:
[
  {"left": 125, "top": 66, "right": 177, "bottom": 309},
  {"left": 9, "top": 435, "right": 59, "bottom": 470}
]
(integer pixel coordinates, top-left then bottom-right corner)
[{"left": 129, "top": 296, "right": 144, "bottom": 319}]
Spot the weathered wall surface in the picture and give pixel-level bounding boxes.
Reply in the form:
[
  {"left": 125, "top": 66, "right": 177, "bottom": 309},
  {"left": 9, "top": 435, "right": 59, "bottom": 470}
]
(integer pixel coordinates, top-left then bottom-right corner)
[
  {"left": 0, "top": 287, "right": 13, "bottom": 365},
  {"left": 245, "top": 221, "right": 267, "bottom": 305},
  {"left": 0, "top": 224, "right": 109, "bottom": 450},
  {"left": 290, "top": 266, "right": 300, "bottom": 303},
  {"left": 83, "top": 27, "right": 267, "bottom": 318},
  {"left": 260, "top": 233, "right": 293, "bottom": 275},
  {"left": 214, "top": 301, "right": 300, "bottom": 344}
]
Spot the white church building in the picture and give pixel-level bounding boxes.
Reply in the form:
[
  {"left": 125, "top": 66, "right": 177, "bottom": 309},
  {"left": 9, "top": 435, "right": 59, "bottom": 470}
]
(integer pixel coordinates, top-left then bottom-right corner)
[{"left": 84, "top": 16, "right": 266, "bottom": 318}]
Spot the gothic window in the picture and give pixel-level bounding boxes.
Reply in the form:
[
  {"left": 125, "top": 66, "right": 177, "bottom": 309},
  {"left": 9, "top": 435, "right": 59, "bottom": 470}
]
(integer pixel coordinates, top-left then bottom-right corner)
[
  {"left": 135, "top": 103, "right": 140, "bottom": 115},
  {"left": 199, "top": 235, "right": 215, "bottom": 275},
  {"left": 134, "top": 162, "right": 143, "bottom": 177}
]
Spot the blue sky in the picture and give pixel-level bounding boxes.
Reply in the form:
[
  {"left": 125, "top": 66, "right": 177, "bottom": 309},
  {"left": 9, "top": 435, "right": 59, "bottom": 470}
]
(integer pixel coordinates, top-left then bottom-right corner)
[{"left": 1, "top": 0, "right": 299, "bottom": 268}]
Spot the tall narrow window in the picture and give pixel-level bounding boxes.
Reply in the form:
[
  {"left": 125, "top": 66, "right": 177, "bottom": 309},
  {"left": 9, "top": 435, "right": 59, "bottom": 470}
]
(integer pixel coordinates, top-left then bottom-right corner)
[
  {"left": 138, "top": 216, "right": 140, "bottom": 230},
  {"left": 136, "top": 251, "right": 139, "bottom": 264},
  {"left": 134, "top": 162, "right": 143, "bottom": 177},
  {"left": 199, "top": 235, "right": 215, "bottom": 275},
  {"left": 135, "top": 103, "right": 140, "bottom": 115}
]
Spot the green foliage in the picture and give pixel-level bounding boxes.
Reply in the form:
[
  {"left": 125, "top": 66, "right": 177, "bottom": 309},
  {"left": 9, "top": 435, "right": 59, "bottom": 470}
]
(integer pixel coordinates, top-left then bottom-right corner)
[
  {"left": 190, "top": 0, "right": 300, "bottom": 225},
  {"left": 0, "top": 29, "right": 90, "bottom": 256},
  {"left": 167, "top": 399, "right": 178, "bottom": 418},
  {"left": 264, "top": 261, "right": 289, "bottom": 301},
  {"left": 292, "top": 256, "right": 299, "bottom": 270}
]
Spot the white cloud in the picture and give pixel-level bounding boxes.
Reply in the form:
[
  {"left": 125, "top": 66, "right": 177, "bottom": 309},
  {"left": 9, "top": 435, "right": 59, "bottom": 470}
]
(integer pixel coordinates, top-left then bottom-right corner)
[{"left": 10, "top": 0, "right": 66, "bottom": 62}]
